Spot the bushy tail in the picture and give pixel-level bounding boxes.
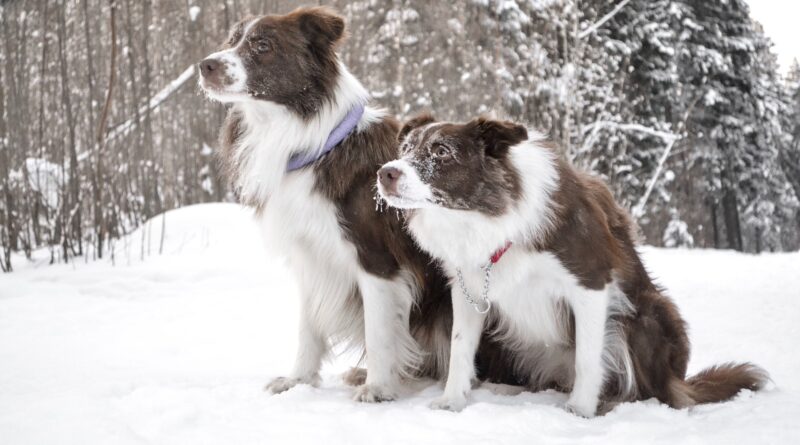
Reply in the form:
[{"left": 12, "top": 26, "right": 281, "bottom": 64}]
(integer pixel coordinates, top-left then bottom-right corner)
[{"left": 671, "top": 362, "right": 769, "bottom": 407}]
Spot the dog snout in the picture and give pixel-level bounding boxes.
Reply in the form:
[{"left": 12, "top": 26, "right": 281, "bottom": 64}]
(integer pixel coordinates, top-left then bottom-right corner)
[
  {"left": 199, "top": 58, "right": 221, "bottom": 78},
  {"left": 378, "top": 166, "right": 403, "bottom": 194}
]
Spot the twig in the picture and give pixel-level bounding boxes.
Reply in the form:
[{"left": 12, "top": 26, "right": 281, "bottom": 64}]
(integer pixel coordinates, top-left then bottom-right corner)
[
  {"left": 578, "top": 0, "right": 631, "bottom": 40},
  {"left": 77, "top": 65, "right": 195, "bottom": 162},
  {"left": 632, "top": 93, "right": 704, "bottom": 218}
]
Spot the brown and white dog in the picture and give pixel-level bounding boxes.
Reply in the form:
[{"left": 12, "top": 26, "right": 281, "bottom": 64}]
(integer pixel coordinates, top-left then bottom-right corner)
[
  {"left": 376, "top": 115, "right": 768, "bottom": 416},
  {"left": 197, "top": 7, "right": 518, "bottom": 402}
]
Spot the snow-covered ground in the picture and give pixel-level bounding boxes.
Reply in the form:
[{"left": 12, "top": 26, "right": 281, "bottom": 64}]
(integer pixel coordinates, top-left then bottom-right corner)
[{"left": 1, "top": 203, "right": 799, "bottom": 444}]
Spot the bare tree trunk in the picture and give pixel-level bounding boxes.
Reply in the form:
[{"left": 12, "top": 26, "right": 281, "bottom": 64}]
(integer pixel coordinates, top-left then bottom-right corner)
[
  {"left": 0, "top": 31, "right": 11, "bottom": 272},
  {"left": 122, "top": 0, "right": 144, "bottom": 223},
  {"left": 57, "top": 0, "right": 82, "bottom": 258},
  {"left": 94, "top": 0, "right": 118, "bottom": 259},
  {"left": 141, "top": 0, "right": 161, "bottom": 217},
  {"left": 721, "top": 167, "right": 743, "bottom": 251},
  {"left": 3, "top": 5, "right": 32, "bottom": 258},
  {"left": 710, "top": 200, "right": 720, "bottom": 248},
  {"left": 37, "top": 1, "right": 49, "bottom": 158},
  {"left": 82, "top": 0, "right": 98, "bottom": 141}
]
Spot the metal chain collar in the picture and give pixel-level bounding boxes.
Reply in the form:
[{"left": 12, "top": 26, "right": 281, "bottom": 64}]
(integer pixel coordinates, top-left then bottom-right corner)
[{"left": 455, "top": 261, "right": 494, "bottom": 314}]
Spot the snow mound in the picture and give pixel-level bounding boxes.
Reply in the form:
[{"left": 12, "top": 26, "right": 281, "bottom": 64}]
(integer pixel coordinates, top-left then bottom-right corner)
[{"left": 1, "top": 203, "right": 799, "bottom": 444}]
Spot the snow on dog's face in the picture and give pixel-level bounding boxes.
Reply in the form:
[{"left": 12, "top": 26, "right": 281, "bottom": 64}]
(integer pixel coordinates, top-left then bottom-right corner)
[
  {"left": 377, "top": 115, "right": 528, "bottom": 215},
  {"left": 198, "top": 7, "right": 344, "bottom": 118}
]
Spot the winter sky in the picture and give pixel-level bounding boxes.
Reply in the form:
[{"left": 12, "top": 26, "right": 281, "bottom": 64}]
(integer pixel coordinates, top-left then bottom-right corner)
[{"left": 746, "top": 0, "right": 800, "bottom": 75}]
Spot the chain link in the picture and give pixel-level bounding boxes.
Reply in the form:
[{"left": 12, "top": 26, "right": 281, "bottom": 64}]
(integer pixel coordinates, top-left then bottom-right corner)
[{"left": 455, "top": 261, "right": 493, "bottom": 314}]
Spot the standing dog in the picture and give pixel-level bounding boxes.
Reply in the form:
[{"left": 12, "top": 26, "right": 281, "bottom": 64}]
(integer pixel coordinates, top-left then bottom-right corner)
[
  {"left": 198, "top": 7, "right": 515, "bottom": 401},
  {"left": 376, "top": 114, "right": 768, "bottom": 416}
]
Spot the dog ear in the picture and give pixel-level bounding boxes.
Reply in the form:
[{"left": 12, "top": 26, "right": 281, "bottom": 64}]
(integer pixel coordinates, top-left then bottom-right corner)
[
  {"left": 468, "top": 117, "right": 528, "bottom": 158},
  {"left": 399, "top": 113, "right": 436, "bottom": 142},
  {"left": 296, "top": 7, "right": 346, "bottom": 47}
]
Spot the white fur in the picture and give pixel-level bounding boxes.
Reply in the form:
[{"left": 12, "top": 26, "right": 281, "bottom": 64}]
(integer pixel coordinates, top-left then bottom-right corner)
[
  {"left": 408, "top": 137, "right": 560, "bottom": 267},
  {"left": 260, "top": 157, "right": 421, "bottom": 401},
  {"left": 566, "top": 286, "right": 611, "bottom": 416},
  {"left": 397, "top": 139, "right": 635, "bottom": 416},
  {"left": 230, "top": 62, "right": 371, "bottom": 205},
  {"left": 354, "top": 271, "right": 422, "bottom": 402},
  {"left": 198, "top": 18, "right": 257, "bottom": 100},
  {"left": 377, "top": 159, "right": 437, "bottom": 209},
  {"left": 430, "top": 281, "right": 485, "bottom": 411},
  {"left": 202, "top": 51, "right": 420, "bottom": 400}
]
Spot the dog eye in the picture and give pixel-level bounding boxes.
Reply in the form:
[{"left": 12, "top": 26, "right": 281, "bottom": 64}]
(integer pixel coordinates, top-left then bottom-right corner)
[
  {"left": 255, "top": 40, "right": 271, "bottom": 53},
  {"left": 433, "top": 145, "right": 450, "bottom": 158}
]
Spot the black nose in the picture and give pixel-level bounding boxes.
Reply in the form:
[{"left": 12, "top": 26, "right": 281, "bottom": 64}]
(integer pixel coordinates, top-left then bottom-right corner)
[
  {"left": 378, "top": 166, "right": 403, "bottom": 193},
  {"left": 199, "top": 58, "right": 221, "bottom": 78}
]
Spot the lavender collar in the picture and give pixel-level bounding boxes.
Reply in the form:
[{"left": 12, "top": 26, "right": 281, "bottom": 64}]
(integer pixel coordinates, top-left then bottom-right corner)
[{"left": 286, "top": 104, "right": 366, "bottom": 172}]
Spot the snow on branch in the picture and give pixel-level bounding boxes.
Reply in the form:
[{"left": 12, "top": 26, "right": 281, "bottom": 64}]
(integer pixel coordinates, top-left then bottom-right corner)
[
  {"left": 633, "top": 136, "right": 680, "bottom": 219},
  {"left": 78, "top": 65, "right": 196, "bottom": 162},
  {"left": 578, "top": 120, "right": 681, "bottom": 219},
  {"left": 578, "top": 0, "right": 630, "bottom": 40},
  {"left": 581, "top": 120, "right": 678, "bottom": 145},
  {"left": 105, "top": 65, "right": 196, "bottom": 142}
]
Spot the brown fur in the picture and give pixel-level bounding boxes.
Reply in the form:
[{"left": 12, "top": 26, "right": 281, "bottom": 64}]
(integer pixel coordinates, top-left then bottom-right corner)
[
  {"left": 538, "top": 157, "right": 767, "bottom": 407},
  {"left": 211, "top": 8, "right": 520, "bottom": 383},
  {"left": 204, "top": 7, "right": 346, "bottom": 119},
  {"left": 392, "top": 116, "right": 526, "bottom": 215},
  {"left": 396, "top": 115, "right": 769, "bottom": 409}
]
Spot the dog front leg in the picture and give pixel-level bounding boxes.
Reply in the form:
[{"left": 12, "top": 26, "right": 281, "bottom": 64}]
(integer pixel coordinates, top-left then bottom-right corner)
[
  {"left": 353, "top": 272, "right": 420, "bottom": 403},
  {"left": 265, "top": 297, "right": 326, "bottom": 394},
  {"left": 430, "top": 286, "right": 485, "bottom": 411}
]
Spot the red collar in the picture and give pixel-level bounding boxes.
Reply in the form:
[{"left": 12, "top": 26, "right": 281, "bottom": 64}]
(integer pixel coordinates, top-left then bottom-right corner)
[{"left": 489, "top": 241, "right": 513, "bottom": 264}]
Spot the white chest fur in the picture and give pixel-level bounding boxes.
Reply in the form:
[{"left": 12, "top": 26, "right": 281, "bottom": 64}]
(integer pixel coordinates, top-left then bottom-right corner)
[
  {"left": 259, "top": 170, "right": 364, "bottom": 340},
  {"left": 259, "top": 171, "right": 357, "bottom": 265},
  {"left": 446, "top": 249, "right": 577, "bottom": 347}
]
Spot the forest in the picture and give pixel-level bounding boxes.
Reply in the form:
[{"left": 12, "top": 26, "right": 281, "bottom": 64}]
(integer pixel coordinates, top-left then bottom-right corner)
[{"left": 1, "top": 0, "right": 799, "bottom": 272}]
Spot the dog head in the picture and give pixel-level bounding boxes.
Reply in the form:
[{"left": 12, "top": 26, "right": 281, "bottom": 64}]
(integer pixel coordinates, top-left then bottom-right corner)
[
  {"left": 377, "top": 115, "right": 528, "bottom": 215},
  {"left": 198, "top": 7, "right": 345, "bottom": 117}
]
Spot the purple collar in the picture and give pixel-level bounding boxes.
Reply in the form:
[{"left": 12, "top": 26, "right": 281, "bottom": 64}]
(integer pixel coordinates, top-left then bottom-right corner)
[{"left": 286, "top": 104, "right": 366, "bottom": 172}]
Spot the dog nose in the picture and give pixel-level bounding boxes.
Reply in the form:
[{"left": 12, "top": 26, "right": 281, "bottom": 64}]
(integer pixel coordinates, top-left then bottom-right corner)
[
  {"left": 199, "top": 58, "right": 221, "bottom": 78},
  {"left": 378, "top": 166, "right": 403, "bottom": 193}
]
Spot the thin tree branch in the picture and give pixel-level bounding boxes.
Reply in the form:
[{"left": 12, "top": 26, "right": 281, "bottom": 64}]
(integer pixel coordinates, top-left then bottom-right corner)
[
  {"left": 632, "top": 93, "right": 704, "bottom": 218},
  {"left": 106, "top": 65, "right": 195, "bottom": 143},
  {"left": 578, "top": 0, "right": 630, "bottom": 40},
  {"left": 77, "top": 64, "right": 195, "bottom": 162}
]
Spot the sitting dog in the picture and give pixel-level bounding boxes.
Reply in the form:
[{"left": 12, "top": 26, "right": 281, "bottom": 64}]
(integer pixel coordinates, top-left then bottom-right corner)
[
  {"left": 198, "top": 8, "right": 517, "bottom": 401},
  {"left": 376, "top": 114, "right": 768, "bottom": 416}
]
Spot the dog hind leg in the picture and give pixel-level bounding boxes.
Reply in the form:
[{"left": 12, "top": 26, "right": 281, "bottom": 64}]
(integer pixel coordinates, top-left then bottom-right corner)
[{"left": 565, "top": 286, "right": 610, "bottom": 417}]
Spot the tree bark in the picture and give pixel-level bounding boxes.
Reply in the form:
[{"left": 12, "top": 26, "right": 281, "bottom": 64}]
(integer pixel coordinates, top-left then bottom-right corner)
[
  {"left": 57, "top": 0, "right": 82, "bottom": 257},
  {"left": 721, "top": 179, "right": 743, "bottom": 251},
  {"left": 94, "top": 0, "right": 118, "bottom": 259}
]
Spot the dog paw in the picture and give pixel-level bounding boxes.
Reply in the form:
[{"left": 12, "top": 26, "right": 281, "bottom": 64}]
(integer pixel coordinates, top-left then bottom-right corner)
[
  {"left": 352, "top": 384, "right": 396, "bottom": 403},
  {"left": 341, "top": 367, "right": 367, "bottom": 387},
  {"left": 429, "top": 396, "right": 467, "bottom": 412},
  {"left": 264, "top": 375, "right": 319, "bottom": 394},
  {"left": 564, "top": 398, "right": 597, "bottom": 418}
]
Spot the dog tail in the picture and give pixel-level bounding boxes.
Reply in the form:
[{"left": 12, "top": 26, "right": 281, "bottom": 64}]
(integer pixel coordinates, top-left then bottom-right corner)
[{"left": 670, "top": 362, "right": 769, "bottom": 407}]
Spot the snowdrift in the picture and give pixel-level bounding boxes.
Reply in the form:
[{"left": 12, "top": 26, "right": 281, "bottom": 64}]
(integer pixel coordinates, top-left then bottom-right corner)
[{"left": 1, "top": 203, "right": 799, "bottom": 444}]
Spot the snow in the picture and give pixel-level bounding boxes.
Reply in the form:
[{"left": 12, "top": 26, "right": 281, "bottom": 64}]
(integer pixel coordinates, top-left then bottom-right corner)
[
  {"left": 78, "top": 65, "right": 196, "bottom": 162},
  {"left": 2, "top": 203, "right": 800, "bottom": 444},
  {"left": 578, "top": 0, "right": 631, "bottom": 40},
  {"left": 663, "top": 211, "right": 695, "bottom": 248},
  {"left": 447, "top": 18, "right": 463, "bottom": 35},
  {"left": 188, "top": 6, "right": 201, "bottom": 22},
  {"left": 704, "top": 88, "right": 724, "bottom": 106},
  {"left": 24, "top": 157, "right": 66, "bottom": 209}
]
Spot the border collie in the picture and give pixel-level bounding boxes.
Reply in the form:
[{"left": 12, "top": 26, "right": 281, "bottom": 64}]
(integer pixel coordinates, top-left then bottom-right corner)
[
  {"left": 376, "top": 114, "right": 768, "bottom": 416},
  {"left": 197, "top": 7, "right": 515, "bottom": 401}
]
